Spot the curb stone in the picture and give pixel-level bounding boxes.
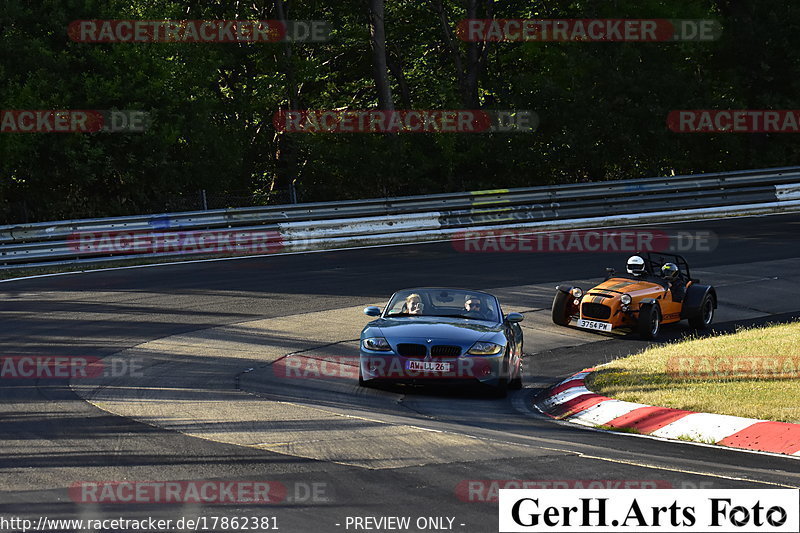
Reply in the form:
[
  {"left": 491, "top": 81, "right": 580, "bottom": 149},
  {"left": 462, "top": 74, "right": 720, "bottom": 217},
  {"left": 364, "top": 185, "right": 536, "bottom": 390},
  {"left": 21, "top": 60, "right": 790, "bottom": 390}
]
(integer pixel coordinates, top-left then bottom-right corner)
[{"left": 534, "top": 370, "right": 800, "bottom": 457}]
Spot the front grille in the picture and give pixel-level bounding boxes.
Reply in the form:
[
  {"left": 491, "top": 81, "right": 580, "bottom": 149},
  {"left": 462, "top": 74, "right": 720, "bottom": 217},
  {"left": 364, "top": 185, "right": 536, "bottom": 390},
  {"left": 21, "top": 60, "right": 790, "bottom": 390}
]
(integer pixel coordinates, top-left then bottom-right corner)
[
  {"left": 430, "top": 345, "right": 461, "bottom": 357},
  {"left": 582, "top": 302, "right": 611, "bottom": 320},
  {"left": 397, "top": 343, "right": 427, "bottom": 357}
]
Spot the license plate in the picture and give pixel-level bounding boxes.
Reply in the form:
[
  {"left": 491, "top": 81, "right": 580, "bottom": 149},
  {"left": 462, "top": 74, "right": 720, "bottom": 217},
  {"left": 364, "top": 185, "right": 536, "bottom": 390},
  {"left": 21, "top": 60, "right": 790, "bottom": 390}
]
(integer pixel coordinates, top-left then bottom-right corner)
[
  {"left": 577, "top": 319, "right": 612, "bottom": 332},
  {"left": 407, "top": 360, "right": 452, "bottom": 372}
]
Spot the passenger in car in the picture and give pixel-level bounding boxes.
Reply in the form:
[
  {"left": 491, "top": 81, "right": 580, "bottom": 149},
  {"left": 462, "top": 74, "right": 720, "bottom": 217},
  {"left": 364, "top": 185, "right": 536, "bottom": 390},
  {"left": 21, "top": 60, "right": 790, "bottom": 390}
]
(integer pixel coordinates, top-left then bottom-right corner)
[
  {"left": 662, "top": 262, "right": 686, "bottom": 302},
  {"left": 402, "top": 293, "right": 424, "bottom": 315}
]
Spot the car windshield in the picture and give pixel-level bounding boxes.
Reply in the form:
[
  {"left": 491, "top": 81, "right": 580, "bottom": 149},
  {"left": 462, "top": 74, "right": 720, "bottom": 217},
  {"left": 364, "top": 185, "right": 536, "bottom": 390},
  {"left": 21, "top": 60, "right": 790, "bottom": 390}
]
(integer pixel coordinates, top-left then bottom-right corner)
[{"left": 384, "top": 288, "right": 500, "bottom": 322}]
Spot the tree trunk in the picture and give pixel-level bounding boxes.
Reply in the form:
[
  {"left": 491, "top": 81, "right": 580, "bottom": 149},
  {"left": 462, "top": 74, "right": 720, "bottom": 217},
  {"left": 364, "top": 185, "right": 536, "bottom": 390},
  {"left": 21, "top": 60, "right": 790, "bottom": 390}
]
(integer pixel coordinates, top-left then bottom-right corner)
[
  {"left": 463, "top": 0, "right": 492, "bottom": 108},
  {"left": 430, "top": 0, "right": 492, "bottom": 109},
  {"left": 367, "top": 0, "right": 394, "bottom": 111},
  {"left": 273, "top": 0, "right": 299, "bottom": 198},
  {"left": 387, "top": 46, "right": 411, "bottom": 109}
]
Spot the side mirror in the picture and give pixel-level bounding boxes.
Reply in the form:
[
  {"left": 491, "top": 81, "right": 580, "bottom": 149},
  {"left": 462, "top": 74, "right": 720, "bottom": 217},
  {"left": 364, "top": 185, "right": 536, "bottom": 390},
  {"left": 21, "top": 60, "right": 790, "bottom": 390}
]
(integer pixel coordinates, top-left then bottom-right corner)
[
  {"left": 363, "top": 306, "right": 382, "bottom": 317},
  {"left": 505, "top": 312, "right": 524, "bottom": 323},
  {"left": 605, "top": 267, "right": 615, "bottom": 280}
]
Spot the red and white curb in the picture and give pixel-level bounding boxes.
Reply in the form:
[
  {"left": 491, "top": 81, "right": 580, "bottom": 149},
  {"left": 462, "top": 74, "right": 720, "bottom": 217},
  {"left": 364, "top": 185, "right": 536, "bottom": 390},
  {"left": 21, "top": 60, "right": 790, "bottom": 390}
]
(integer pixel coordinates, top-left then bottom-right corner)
[{"left": 534, "top": 370, "right": 800, "bottom": 457}]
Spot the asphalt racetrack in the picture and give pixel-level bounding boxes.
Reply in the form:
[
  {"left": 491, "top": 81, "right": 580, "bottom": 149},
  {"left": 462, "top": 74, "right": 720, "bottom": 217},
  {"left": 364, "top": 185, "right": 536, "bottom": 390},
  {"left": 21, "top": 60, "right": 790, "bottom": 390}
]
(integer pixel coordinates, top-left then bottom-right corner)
[{"left": 1, "top": 214, "right": 799, "bottom": 532}]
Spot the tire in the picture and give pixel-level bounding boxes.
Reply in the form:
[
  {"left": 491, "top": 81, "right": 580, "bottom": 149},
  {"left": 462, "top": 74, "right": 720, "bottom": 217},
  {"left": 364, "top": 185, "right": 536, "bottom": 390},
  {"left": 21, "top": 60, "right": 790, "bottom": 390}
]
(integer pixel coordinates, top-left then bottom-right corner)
[
  {"left": 490, "top": 377, "right": 508, "bottom": 398},
  {"left": 490, "top": 356, "right": 510, "bottom": 397},
  {"left": 509, "top": 360, "right": 523, "bottom": 390},
  {"left": 552, "top": 290, "right": 573, "bottom": 326},
  {"left": 688, "top": 293, "right": 715, "bottom": 329},
  {"left": 638, "top": 304, "right": 661, "bottom": 340}
]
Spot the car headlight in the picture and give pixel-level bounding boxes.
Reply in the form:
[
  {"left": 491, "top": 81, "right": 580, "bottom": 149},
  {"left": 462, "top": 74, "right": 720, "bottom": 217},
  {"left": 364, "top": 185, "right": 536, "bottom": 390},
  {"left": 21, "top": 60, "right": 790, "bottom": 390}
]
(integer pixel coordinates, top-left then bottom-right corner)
[
  {"left": 467, "top": 342, "right": 503, "bottom": 355},
  {"left": 572, "top": 287, "right": 583, "bottom": 298},
  {"left": 620, "top": 294, "right": 632, "bottom": 305},
  {"left": 362, "top": 337, "right": 392, "bottom": 351}
]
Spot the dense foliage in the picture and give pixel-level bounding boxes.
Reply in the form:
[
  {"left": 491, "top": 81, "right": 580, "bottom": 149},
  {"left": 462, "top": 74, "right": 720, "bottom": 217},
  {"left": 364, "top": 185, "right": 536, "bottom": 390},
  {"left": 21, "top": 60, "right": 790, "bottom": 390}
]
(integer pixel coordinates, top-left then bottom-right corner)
[{"left": 1, "top": 0, "right": 798, "bottom": 223}]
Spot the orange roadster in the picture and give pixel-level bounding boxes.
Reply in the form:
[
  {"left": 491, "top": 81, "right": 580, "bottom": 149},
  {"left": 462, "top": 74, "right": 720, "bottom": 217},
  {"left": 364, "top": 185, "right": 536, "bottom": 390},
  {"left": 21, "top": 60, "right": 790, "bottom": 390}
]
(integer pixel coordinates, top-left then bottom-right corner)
[{"left": 552, "top": 252, "right": 717, "bottom": 339}]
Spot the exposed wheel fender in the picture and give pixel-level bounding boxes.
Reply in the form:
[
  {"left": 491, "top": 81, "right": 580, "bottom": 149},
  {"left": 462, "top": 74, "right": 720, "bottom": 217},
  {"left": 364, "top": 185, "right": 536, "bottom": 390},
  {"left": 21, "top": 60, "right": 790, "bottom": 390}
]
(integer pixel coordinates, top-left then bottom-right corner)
[
  {"left": 556, "top": 285, "right": 573, "bottom": 294},
  {"left": 687, "top": 286, "right": 716, "bottom": 329},
  {"left": 681, "top": 284, "right": 717, "bottom": 319},
  {"left": 552, "top": 289, "right": 574, "bottom": 326}
]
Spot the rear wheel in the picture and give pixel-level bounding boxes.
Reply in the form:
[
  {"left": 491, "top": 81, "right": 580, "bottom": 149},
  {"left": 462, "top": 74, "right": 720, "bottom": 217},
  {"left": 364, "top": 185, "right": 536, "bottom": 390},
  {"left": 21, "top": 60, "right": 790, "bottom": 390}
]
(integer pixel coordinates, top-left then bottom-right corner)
[
  {"left": 551, "top": 291, "right": 573, "bottom": 326},
  {"left": 689, "top": 293, "right": 715, "bottom": 329},
  {"left": 638, "top": 304, "right": 661, "bottom": 340}
]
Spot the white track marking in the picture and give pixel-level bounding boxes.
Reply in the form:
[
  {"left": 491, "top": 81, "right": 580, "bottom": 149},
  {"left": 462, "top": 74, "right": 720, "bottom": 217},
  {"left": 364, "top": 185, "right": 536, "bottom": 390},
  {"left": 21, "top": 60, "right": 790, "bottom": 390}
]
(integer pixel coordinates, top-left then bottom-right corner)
[
  {"left": 568, "top": 400, "right": 650, "bottom": 427},
  {"left": 650, "top": 413, "right": 764, "bottom": 443}
]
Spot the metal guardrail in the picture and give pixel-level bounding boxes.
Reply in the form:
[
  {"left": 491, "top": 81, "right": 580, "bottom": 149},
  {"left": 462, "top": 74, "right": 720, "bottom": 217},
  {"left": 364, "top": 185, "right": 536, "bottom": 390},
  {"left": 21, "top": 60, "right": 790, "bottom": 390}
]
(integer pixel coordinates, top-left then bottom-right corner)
[{"left": 2, "top": 166, "right": 800, "bottom": 270}]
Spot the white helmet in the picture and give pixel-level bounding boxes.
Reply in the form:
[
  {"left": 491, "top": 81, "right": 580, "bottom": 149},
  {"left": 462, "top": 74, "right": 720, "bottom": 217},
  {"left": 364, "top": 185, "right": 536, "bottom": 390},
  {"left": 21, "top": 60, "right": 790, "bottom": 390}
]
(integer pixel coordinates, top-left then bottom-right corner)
[{"left": 626, "top": 255, "right": 646, "bottom": 276}]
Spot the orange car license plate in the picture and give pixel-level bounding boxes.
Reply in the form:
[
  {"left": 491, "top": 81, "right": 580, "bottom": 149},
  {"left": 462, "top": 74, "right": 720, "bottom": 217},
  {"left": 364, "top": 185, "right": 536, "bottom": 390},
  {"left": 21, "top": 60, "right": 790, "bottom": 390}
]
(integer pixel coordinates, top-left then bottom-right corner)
[{"left": 577, "top": 319, "right": 612, "bottom": 332}]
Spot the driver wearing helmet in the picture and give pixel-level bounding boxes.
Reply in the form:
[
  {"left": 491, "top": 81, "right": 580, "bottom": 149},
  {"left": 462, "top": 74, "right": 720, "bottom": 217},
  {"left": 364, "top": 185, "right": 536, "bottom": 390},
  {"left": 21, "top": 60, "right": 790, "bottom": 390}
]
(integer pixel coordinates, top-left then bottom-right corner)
[
  {"left": 626, "top": 255, "right": 647, "bottom": 277},
  {"left": 661, "top": 262, "right": 685, "bottom": 302}
]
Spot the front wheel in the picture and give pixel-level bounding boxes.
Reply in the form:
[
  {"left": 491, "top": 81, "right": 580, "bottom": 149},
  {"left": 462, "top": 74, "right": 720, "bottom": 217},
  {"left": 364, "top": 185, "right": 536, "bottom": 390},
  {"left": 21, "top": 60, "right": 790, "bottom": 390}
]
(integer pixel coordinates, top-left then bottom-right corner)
[
  {"left": 490, "top": 378, "right": 508, "bottom": 398},
  {"left": 638, "top": 304, "right": 661, "bottom": 340},
  {"left": 509, "top": 359, "right": 523, "bottom": 390},
  {"left": 489, "top": 356, "right": 510, "bottom": 397},
  {"left": 551, "top": 291, "right": 573, "bottom": 326},
  {"left": 688, "top": 293, "right": 715, "bottom": 329}
]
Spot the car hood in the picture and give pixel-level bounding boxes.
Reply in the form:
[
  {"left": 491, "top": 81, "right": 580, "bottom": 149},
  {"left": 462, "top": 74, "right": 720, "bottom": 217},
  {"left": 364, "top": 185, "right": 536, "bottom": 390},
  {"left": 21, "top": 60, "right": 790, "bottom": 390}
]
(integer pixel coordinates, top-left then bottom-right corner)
[
  {"left": 590, "top": 277, "right": 666, "bottom": 298},
  {"left": 364, "top": 316, "right": 502, "bottom": 343}
]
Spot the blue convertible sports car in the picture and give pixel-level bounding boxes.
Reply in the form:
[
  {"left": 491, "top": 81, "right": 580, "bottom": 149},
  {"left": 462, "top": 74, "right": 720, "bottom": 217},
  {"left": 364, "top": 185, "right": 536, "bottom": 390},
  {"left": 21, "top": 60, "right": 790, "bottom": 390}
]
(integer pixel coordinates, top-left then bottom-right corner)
[{"left": 359, "top": 288, "right": 524, "bottom": 396}]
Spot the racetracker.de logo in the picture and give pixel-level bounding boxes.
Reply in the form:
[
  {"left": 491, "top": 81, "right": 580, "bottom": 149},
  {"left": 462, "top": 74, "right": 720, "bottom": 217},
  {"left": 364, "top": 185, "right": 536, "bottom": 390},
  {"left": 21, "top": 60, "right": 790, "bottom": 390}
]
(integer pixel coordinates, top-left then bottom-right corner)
[
  {"left": 70, "top": 481, "right": 286, "bottom": 504},
  {"left": 274, "top": 355, "right": 495, "bottom": 381},
  {"left": 455, "top": 480, "right": 673, "bottom": 503},
  {"left": 0, "top": 110, "right": 148, "bottom": 133},
  {"left": 0, "top": 356, "right": 142, "bottom": 379},
  {"left": 668, "top": 110, "right": 800, "bottom": 133},
  {"left": 68, "top": 230, "right": 284, "bottom": 256},
  {"left": 68, "top": 20, "right": 330, "bottom": 43},
  {"left": 272, "top": 355, "right": 359, "bottom": 380},
  {"left": 451, "top": 229, "right": 717, "bottom": 253},
  {"left": 0, "top": 109, "right": 150, "bottom": 133},
  {"left": 273, "top": 110, "right": 537, "bottom": 133},
  {"left": 667, "top": 356, "right": 800, "bottom": 380},
  {"left": 457, "top": 19, "right": 721, "bottom": 42}
]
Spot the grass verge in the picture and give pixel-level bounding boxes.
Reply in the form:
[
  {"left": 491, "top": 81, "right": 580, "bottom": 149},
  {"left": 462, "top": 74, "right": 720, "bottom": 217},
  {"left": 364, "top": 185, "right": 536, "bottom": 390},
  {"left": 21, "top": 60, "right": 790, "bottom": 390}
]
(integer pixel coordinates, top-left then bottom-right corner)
[{"left": 587, "top": 321, "right": 800, "bottom": 423}]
